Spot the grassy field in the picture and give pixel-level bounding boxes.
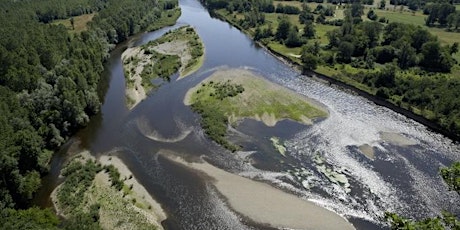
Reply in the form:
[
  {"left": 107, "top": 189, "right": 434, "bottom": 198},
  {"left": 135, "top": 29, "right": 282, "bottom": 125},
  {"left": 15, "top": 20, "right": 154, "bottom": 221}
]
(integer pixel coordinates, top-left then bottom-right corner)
[
  {"left": 52, "top": 13, "right": 95, "bottom": 33},
  {"left": 372, "top": 9, "right": 425, "bottom": 25}
]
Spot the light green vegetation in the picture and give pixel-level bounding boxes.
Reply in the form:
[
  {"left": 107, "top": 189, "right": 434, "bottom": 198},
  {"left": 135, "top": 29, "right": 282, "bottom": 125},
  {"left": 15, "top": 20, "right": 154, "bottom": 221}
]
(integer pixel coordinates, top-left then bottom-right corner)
[
  {"left": 313, "top": 154, "right": 350, "bottom": 192},
  {"left": 274, "top": 0, "right": 303, "bottom": 8},
  {"left": 372, "top": 9, "right": 425, "bottom": 25},
  {"left": 270, "top": 136, "right": 287, "bottom": 156},
  {"left": 53, "top": 153, "right": 160, "bottom": 229},
  {"left": 185, "top": 69, "right": 328, "bottom": 151},
  {"left": 52, "top": 13, "right": 96, "bottom": 33},
  {"left": 153, "top": 26, "right": 205, "bottom": 77}
]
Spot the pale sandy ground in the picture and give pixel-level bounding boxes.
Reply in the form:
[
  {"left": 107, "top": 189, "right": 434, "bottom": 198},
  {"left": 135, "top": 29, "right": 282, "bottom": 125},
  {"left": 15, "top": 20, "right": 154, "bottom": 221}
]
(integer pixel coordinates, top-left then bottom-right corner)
[
  {"left": 184, "top": 68, "right": 329, "bottom": 126},
  {"left": 152, "top": 40, "right": 191, "bottom": 77},
  {"left": 359, "top": 144, "right": 375, "bottom": 160},
  {"left": 99, "top": 155, "right": 167, "bottom": 227},
  {"left": 51, "top": 151, "right": 166, "bottom": 229},
  {"left": 121, "top": 47, "right": 148, "bottom": 109},
  {"left": 121, "top": 28, "right": 204, "bottom": 109},
  {"left": 380, "top": 132, "right": 417, "bottom": 146},
  {"left": 358, "top": 132, "right": 416, "bottom": 160},
  {"left": 163, "top": 152, "right": 355, "bottom": 230}
]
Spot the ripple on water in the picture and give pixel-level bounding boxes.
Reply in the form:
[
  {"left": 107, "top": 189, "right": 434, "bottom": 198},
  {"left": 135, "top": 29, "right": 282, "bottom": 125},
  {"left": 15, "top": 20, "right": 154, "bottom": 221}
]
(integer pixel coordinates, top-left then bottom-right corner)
[{"left": 246, "top": 70, "right": 460, "bottom": 224}]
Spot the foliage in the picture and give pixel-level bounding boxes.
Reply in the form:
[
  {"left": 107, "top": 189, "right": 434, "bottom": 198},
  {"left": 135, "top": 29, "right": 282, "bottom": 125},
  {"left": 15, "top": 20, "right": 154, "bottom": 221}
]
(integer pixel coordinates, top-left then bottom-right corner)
[
  {"left": 385, "top": 162, "right": 460, "bottom": 229},
  {"left": 0, "top": 0, "right": 178, "bottom": 225},
  {"left": 440, "top": 162, "right": 460, "bottom": 194},
  {"left": 191, "top": 81, "right": 244, "bottom": 151},
  {"left": 104, "top": 165, "right": 124, "bottom": 191},
  {"left": 58, "top": 158, "right": 102, "bottom": 210},
  {"left": 0, "top": 207, "right": 59, "bottom": 230}
]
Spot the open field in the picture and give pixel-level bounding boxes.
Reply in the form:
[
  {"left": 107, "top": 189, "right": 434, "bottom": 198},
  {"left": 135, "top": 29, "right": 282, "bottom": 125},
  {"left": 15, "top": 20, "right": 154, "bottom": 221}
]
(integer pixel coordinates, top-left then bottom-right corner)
[{"left": 52, "top": 13, "right": 95, "bottom": 33}]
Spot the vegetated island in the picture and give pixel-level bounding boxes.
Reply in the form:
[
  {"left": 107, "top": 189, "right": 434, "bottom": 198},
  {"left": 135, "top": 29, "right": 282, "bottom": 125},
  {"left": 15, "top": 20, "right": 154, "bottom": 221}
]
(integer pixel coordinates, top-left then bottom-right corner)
[
  {"left": 122, "top": 26, "right": 205, "bottom": 109},
  {"left": 51, "top": 151, "right": 166, "bottom": 229},
  {"left": 184, "top": 68, "right": 328, "bottom": 151}
]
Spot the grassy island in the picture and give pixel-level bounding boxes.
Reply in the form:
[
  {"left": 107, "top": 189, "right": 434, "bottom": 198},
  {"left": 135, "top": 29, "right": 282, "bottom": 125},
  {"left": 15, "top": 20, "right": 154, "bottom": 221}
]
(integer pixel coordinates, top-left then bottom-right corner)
[
  {"left": 122, "top": 26, "right": 205, "bottom": 109},
  {"left": 184, "top": 68, "right": 328, "bottom": 151}
]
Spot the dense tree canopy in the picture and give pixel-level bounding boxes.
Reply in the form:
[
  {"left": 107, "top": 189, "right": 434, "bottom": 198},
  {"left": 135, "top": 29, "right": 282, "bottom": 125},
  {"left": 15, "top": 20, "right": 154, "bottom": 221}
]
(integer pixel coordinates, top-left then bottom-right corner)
[{"left": 0, "top": 0, "right": 178, "bottom": 225}]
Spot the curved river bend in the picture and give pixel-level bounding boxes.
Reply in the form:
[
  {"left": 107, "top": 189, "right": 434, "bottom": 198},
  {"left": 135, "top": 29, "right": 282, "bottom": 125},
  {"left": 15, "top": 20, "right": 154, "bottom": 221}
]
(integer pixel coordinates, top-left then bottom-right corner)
[{"left": 43, "top": 0, "right": 460, "bottom": 229}]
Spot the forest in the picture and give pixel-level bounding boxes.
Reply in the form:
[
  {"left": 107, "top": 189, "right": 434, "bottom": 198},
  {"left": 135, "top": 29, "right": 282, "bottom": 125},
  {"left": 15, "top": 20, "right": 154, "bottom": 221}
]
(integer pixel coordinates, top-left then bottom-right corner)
[
  {"left": 201, "top": 0, "right": 460, "bottom": 141},
  {"left": 0, "top": 0, "right": 177, "bottom": 228}
]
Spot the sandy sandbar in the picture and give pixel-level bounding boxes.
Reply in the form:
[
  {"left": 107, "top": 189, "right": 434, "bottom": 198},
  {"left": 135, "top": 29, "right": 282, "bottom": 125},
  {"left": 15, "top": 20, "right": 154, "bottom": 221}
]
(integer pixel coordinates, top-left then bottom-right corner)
[
  {"left": 380, "top": 132, "right": 417, "bottom": 146},
  {"left": 163, "top": 152, "right": 354, "bottom": 230}
]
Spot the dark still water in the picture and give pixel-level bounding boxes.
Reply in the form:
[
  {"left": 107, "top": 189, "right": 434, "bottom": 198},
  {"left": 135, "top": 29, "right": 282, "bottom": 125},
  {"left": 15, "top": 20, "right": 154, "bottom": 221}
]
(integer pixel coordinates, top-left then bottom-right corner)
[{"left": 43, "top": 0, "right": 460, "bottom": 229}]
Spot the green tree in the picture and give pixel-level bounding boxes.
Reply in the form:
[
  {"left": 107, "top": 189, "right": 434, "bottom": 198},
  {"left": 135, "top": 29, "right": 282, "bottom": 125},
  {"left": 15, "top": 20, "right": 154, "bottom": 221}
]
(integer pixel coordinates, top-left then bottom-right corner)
[
  {"left": 0, "top": 207, "right": 59, "bottom": 230},
  {"left": 397, "top": 42, "right": 417, "bottom": 69},
  {"left": 275, "top": 17, "right": 291, "bottom": 41},
  {"left": 440, "top": 162, "right": 460, "bottom": 194},
  {"left": 367, "top": 10, "right": 378, "bottom": 21},
  {"left": 386, "top": 162, "right": 460, "bottom": 229},
  {"left": 337, "top": 41, "right": 355, "bottom": 63},
  {"left": 420, "top": 41, "right": 454, "bottom": 72},
  {"left": 303, "top": 21, "right": 315, "bottom": 38},
  {"left": 301, "top": 52, "right": 319, "bottom": 71},
  {"left": 285, "top": 26, "right": 303, "bottom": 47},
  {"left": 379, "top": 0, "right": 386, "bottom": 9}
]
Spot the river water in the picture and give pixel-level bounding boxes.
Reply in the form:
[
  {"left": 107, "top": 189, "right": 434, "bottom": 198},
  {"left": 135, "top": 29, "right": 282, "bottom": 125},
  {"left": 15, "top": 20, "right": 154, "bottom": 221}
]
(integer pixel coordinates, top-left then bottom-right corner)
[{"left": 42, "top": 0, "right": 460, "bottom": 229}]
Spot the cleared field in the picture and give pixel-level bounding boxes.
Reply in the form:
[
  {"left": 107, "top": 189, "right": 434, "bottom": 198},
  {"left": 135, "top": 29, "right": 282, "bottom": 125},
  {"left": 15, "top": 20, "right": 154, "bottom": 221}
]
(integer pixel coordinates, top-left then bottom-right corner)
[
  {"left": 274, "top": 0, "right": 303, "bottom": 8},
  {"left": 373, "top": 9, "right": 425, "bottom": 25},
  {"left": 52, "top": 13, "right": 95, "bottom": 33}
]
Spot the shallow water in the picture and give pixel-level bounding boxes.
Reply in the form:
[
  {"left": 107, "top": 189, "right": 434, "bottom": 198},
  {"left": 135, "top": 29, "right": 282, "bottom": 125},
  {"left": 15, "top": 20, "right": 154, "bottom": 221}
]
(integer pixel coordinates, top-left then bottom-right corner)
[{"left": 39, "top": 0, "right": 460, "bottom": 229}]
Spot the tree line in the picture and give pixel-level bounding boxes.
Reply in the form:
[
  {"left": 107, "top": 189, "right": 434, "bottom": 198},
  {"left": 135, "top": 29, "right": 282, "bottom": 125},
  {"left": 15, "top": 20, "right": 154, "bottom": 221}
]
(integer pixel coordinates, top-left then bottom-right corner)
[{"left": 0, "top": 0, "right": 177, "bottom": 228}]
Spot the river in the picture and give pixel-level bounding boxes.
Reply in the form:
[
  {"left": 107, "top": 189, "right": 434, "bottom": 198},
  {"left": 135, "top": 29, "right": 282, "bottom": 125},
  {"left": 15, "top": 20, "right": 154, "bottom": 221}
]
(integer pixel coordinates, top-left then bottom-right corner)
[{"left": 40, "top": 0, "right": 460, "bottom": 229}]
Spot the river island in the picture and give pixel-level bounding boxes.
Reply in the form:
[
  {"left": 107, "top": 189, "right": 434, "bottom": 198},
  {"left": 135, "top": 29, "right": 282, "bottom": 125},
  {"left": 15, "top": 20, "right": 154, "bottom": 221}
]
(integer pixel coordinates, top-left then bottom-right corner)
[
  {"left": 122, "top": 26, "right": 205, "bottom": 109},
  {"left": 184, "top": 68, "right": 328, "bottom": 151}
]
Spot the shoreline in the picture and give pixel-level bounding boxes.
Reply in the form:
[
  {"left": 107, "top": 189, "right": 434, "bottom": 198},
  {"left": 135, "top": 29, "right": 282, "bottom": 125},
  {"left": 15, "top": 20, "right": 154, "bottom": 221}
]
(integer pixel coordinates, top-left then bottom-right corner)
[
  {"left": 162, "top": 152, "right": 355, "bottom": 230},
  {"left": 209, "top": 9, "right": 460, "bottom": 143}
]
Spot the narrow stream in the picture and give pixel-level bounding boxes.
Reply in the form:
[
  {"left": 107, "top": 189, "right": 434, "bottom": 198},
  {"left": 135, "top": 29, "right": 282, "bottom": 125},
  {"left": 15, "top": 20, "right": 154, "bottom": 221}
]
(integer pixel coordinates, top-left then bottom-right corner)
[{"left": 40, "top": 0, "right": 460, "bottom": 229}]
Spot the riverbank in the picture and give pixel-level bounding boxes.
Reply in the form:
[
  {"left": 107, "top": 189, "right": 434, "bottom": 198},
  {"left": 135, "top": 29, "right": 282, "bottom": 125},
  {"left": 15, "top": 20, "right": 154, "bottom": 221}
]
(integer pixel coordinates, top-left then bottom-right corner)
[
  {"left": 51, "top": 151, "right": 166, "bottom": 229},
  {"left": 162, "top": 151, "right": 355, "bottom": 230},
  {"left": 122, "top": 26, "right": 205, "bottom": 109}
]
